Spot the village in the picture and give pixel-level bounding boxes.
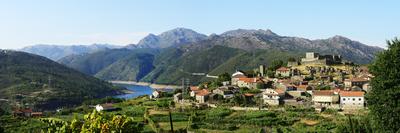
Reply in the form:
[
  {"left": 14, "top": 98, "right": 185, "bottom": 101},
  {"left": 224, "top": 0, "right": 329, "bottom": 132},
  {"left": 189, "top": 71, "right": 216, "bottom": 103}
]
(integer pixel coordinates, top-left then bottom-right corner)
[
  {"left": 10, "top": 52, "right": 371, "bottom": 118},
  {"left": 4, "top": 52, "right": 376, "bottom": 132},
  {"left": 151, "top": 52, "right": 371, "bottom": 113}
]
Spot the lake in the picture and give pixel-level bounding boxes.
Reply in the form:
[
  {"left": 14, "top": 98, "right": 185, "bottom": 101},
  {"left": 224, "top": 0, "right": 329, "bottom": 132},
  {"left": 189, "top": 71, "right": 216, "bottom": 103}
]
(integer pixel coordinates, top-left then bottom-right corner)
[{"left": 114, "top": 84, "right": 154, "bottom": 99}]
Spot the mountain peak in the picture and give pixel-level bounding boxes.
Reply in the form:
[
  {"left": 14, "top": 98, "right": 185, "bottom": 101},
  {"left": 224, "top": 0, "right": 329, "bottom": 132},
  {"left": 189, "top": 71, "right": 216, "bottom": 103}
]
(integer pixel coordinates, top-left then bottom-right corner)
[
  {"left": 220, "top": 29, "right": 278, "bottom": 37},
  {"left": 135, "top": 27, "right": 207, "bottom": 49},
  {"left": 329, "top": 35, "right": 351, "bottom": 41}
]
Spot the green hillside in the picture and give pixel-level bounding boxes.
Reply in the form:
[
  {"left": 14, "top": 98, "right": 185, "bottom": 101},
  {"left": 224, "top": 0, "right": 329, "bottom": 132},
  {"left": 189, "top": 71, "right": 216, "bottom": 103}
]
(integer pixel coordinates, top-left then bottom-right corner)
[
  {"left": 141, "top": 45, "right": 244, "bottom": 84},
  {"left": 0, "top": 50, "right": 122, "bottom": 109},
  {"left": 208, "top": 50, "right": 301, "bottom": 75},
  {"left": 95, "top": 53, "right": 155, "bottom": 81}
]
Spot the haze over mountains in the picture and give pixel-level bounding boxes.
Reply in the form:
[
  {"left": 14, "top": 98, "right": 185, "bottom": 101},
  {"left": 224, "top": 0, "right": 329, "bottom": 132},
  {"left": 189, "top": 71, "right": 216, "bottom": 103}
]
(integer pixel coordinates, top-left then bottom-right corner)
[
  {"left": 20, "top": 44, "right": 121, "bottom": 60},
  {"left": 53, "top": 28, "right": 384, "bottom": 84}
]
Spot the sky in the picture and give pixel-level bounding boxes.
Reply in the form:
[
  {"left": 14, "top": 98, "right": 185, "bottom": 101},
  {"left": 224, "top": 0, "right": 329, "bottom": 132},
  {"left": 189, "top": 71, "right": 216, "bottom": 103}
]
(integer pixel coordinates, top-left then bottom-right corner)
[{"left": 0, "top": 0, "right": 399, "bottom": 49}]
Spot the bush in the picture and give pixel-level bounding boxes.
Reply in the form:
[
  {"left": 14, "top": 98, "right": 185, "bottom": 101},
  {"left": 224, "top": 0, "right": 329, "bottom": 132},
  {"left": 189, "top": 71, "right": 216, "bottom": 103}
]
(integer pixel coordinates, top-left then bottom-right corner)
[{"left": 206, "top": 108, "right": 232, "bottom": 118}]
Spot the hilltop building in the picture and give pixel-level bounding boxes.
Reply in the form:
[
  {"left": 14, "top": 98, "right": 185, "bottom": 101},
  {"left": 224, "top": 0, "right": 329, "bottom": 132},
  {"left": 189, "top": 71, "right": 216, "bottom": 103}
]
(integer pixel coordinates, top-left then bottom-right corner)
[{"left": 301, "top": 52, "right": 342, "bottom": 65}]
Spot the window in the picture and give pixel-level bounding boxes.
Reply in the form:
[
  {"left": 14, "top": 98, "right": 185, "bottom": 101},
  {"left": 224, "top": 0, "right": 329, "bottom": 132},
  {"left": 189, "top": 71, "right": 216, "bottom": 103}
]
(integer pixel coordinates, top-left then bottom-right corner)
[
  {"left": 359, "top": 98, "right": 362, "bottom": 101},
  {"left": 343, "top": 98, "right": 346, "bottom": 101},
  {"left": 353, "top": 98, "right": 355, "bottom": 101}
]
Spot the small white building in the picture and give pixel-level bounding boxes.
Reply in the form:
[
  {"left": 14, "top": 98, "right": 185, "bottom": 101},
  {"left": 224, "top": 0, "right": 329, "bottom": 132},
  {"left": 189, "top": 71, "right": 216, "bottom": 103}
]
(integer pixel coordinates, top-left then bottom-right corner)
[
  {"left": 275, "top": 67, "right": 291, "bottom": 77},
  {"left": 195, "top": 89, "right": 210, "bottom": 103},
  {"left": 152, "top": 90, "right": 161, "bottom": 98},
  {"left": 95, "top": 103, "right": 116, "bottom": 112},
  {"left": 339, "top": 91, "right": 365, "bottom": 109},
  {"left": 174, "top": 93, "right": 182, "bottom": 102},
  {"left": 231, "top": 71, "right": 247, "bottom": 86},
  {"left": 262, "top": 89, "right": 285, "bottom": 106}
]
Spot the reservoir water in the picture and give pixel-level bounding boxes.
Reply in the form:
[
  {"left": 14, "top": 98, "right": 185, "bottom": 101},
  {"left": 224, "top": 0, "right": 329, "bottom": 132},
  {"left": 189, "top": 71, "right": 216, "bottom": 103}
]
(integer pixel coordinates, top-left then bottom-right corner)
[{"left": 114, "top": 84, "right": 154, "bottom": 99}]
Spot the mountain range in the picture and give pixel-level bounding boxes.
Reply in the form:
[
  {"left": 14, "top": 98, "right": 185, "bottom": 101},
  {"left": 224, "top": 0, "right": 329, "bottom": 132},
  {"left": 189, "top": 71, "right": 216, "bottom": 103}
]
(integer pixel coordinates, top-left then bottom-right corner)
[
  {"left": 20, "top": 44, "right": 121, "bottom": 60},
  {"left": 56, "top": 28, "right": 383, "bottom": 84},
  {"left": 0, "top": 50, "right": 122, "bottom": 109}
]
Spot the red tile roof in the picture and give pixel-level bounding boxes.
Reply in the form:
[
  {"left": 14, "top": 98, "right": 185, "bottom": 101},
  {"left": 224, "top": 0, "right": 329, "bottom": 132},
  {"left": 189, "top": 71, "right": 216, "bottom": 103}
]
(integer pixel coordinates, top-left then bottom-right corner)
[
  {"left": 350, "top": 77, "right": 369, "bottom": 82},
  {"left": 276, "top": 67, "right": 290, "bottom": 72},
  {"left": 190, "top": 86, "right": 200, "bottom": 91},
  {"left": 296, "top": 85, "right": 311, "bottom": 91},
  {"left": 275, "top": 89, "right": 285, "bottom": 94},
  {"left": 339, "top": 91, "right": 365, "bottom": 97},
  {"left": 196, "top": 89, "right": 210, "bottom": 96},
  {"left": 238, "top": 78, "right": 258, "bottom": 83},
  {"left": 243, "top": 93, "right": 255, "bottom": 97},
  {"left": 313, "top": 90, "right": 335, "bottom": 96}
]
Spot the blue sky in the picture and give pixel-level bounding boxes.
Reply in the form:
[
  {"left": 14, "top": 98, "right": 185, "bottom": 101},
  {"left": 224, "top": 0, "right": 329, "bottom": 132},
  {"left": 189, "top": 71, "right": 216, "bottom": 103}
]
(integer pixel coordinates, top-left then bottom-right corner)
[{"left": 0, "top": 0, "right": 399, "bottom": 49}]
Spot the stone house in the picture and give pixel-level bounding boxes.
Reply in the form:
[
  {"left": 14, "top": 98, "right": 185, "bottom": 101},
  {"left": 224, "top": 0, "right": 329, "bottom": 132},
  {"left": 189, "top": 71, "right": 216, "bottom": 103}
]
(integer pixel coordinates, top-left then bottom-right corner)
[{"left": 312, "top": 90, "right": 339, "bottom": 107}]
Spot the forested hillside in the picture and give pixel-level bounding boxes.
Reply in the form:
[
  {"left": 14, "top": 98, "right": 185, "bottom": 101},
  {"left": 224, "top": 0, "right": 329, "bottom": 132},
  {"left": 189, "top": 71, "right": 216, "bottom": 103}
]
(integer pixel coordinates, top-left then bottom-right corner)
[{"left": 0, "top": 50, "right": 122, "bottom": 109}]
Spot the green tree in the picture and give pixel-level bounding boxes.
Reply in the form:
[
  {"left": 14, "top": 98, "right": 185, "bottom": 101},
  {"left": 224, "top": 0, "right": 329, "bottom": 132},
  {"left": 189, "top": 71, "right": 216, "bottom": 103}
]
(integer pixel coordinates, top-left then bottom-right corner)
[
  {"left": 288, "top": 57, "right": 296, "bottom": 62},
  {"left": 256, "top": 82, "right": 265, "bottom": 89},
  {"left": 367, "top": 38, "right": 400, "bottom": 132},
  {"left": 40, "top": 110, "right": 143, "bottom": 133},
  {"left": 218, "top": 72, "right": 231, "bottom": 82},
  {"left": 268, "top": 60, "right": 284, "bottom": 71}
]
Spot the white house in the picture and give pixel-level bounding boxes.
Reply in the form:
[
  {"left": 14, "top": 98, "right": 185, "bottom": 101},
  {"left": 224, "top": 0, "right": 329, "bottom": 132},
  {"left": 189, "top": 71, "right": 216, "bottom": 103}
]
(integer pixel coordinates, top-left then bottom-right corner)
[
  {"left": 275, "top": 67, "right": 291, "bottom": 77},
  {"left": 152, "top": 90, "right": 161, "bottom": 98},
  {"left": 174, "top": 93, "right": 182, "bottom": 102},
  {"left": 95, "top": 103, "right": 116, "bottom": 112},
  {"left": 231, "top": 71, "right": 247, "bottom": 86},
  {"left": 339, "top": 91, "right": 365, "bottom": 109},
  {"left": 190, "top": 86, "right": 200, "bottom": 97},
  {"left": 262, "top": 89, "right": 285, "bottom": 106},
  {"left": 195, "top": 89, "right": 210, "bottom": 103}
]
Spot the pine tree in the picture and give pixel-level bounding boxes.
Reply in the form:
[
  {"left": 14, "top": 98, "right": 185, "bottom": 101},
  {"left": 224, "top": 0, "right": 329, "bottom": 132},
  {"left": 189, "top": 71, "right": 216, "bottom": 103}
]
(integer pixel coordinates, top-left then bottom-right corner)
[{"left": 367, "top": 38, "right": 400, "bottom": 132}]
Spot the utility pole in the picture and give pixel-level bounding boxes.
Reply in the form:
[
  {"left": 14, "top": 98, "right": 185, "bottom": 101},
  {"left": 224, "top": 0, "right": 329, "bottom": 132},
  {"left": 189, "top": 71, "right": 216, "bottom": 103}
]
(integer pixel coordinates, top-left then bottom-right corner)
[
  {"left": 182, "top": 78, "right": 185, "bottom": 94},
  {"left": 169, "top": 109, "right": 174, "bottom": 133}
]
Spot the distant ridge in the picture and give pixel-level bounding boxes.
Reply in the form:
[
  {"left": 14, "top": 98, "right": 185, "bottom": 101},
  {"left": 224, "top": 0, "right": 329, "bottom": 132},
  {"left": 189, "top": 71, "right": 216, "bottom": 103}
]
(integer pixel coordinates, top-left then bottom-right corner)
[{"left": 20, "top": 44, "right": 121, "bottom": 60}]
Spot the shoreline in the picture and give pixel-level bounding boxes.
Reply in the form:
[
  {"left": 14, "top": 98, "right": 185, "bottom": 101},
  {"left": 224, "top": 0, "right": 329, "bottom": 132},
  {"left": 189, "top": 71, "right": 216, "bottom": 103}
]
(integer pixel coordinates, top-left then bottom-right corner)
[{"left": 109, "top": 80, "right": 181, "bottom": 89}]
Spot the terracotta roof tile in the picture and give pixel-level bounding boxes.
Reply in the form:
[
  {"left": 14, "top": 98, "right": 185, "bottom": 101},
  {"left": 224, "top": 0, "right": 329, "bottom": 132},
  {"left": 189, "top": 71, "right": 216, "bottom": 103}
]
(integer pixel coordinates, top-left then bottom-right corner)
[
  {"left": 244, "top": 93, "right": 255, "bottom": 97},
  {"left": 196, "top": 89, "right": 210, "bottom": 96},
  {"left": 313, "top": 90, "right": 334, "bottom": 96},
  {"left": 339, "top": 91, "right": 365, "bottom": 97},
  {"left": 275, "top": 89, "right": 285, "bottom": 94},
  {"left": 276, "top": 67, "right": 290, "bottom": 72},
  {"left": 190, "top": 86, "right": 200, "bottom": 91},
  {"left": 238, "top": 78, "right": 258, "bottom": 83}
]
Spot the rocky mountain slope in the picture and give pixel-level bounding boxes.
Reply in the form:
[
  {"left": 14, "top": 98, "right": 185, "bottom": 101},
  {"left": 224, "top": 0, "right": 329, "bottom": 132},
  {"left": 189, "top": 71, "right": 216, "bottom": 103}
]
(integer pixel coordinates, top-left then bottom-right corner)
[{"left": 126, "top": 28, "right": 207, "bottom": 49}]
